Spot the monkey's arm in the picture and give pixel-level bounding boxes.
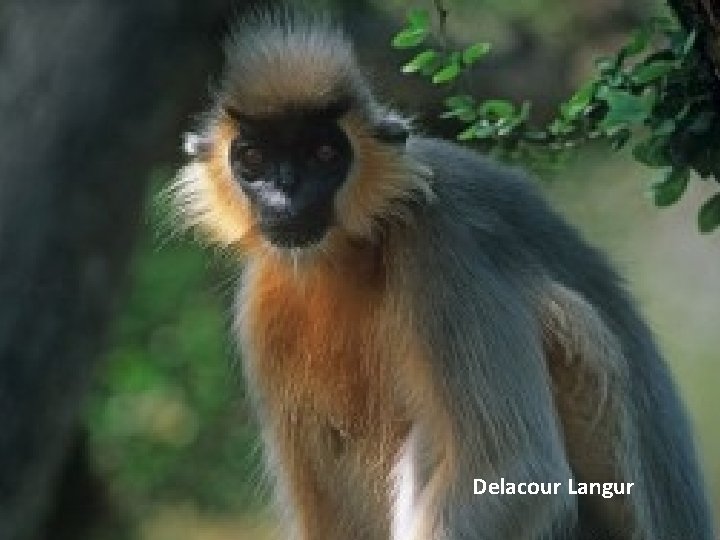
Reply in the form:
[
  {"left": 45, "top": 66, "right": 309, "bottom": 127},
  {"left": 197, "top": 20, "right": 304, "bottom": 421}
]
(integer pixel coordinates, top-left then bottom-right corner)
[
  {"left": 538, "top": 282, "right": 655, "bottom": 539},
  {"left": 392, "top": 229, "right": 579, "bottom": 539}
]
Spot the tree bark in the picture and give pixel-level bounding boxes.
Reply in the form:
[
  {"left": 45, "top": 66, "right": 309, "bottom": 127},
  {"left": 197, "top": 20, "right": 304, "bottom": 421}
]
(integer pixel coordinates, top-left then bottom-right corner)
[{"left": 0, "top": 2, "right": 234, "bottom": 539}]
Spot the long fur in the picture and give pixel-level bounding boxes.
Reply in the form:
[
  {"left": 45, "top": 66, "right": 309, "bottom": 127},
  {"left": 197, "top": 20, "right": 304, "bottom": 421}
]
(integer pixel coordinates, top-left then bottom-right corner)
[
  {"left": 221, "top": 10, "right": 371, "bottom": 117},
  {"left": 388, "top": 137, "right": 714, "bottom": 539},
  {"left": 172, "top": 11, "right": 716, "bottom": 540}
]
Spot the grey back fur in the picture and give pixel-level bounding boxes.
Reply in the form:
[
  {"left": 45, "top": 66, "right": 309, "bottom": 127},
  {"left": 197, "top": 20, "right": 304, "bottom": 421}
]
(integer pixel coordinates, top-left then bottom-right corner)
[{"left": 387, "top": 136, "right": 714, "bottom": 539}]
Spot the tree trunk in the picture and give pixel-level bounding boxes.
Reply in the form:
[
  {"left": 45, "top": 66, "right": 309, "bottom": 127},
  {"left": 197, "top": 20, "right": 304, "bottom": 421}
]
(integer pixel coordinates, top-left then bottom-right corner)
[{"left": 0, "top": 2, "right": 233, "bottom": 539}]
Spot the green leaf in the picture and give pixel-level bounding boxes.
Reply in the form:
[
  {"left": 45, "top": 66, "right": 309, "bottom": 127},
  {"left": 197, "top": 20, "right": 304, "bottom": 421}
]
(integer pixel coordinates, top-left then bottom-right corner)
[
  {"left": 599, "top": 90, "right": 653, "bottom": 130},
  {"left": 473, "top": 123, "right": 497, "bottom": 139},
  {"left": 442, "top": 109, "right": 478, "bottom": 122},
  {"left": 561, "top": 81, "right": 596, "bottom": 120},
  {"left": 686, "top": 110, "right": 716, "bottom": 134},
  {"left": 689, "top": 137, "right": 720, "bottom": 179},
  {"left": 496, "top": 118, "right": 516, "bottom": 137},
  {"left": 432, "top": 61, "right": 461, "bottom": 84},
  {"left": 408, "top": 9, "right": 430, "bottom": 31},
  {"left": 548, "top": 118, "right": 575, "bottom": 136},
  {"left": 668, "top": 29, "right": 693, "bottom": 56},
  {"left": 651, "top": 167, "right": 689, "bottom": 207},
  {"left": 442, "top": 95, "right": 477, "bottom": 122},
  {"left": 648, "top": 16, "right": 677, "bottom": 34},
  {"left": 698, "top": 193, "right": 720, "bottom": 233},
  {"left": 479, "top": 99, "right": 515, "bottom": 119},
  {"left": 681, "top": 30, "right": 697, "bottom": 56},
  {"left": 623, "top": 28, "right": 651, "bottom": 56},
  {"left": 457, "top": 120, "right": 495, "bottom": 141},
  {"left": 633, "top": 137, "right": 672, "bottom": 167},
  {"left": 462, "top": 42, "right": 491, "bottom": 65},
  {"left": 494, "top": 101, "right": 531, "bottom": 135},
  {"left": 402, "top": 50, "right": 439, "bottom": 73},
  {"left": 457, "top": 125, "right": 475, "bottom": 141},
  {"left": 392, "top": 28, "right": 428, "bottom": 49},
  {"left": 654, "top": 119, "right": 677, "bottom": 137},
  {"left": 631, "top": 60, "right": 677, "bottom": 85},
  {"left": 595, "top": 57, "right": 616, "bottom": 73}
]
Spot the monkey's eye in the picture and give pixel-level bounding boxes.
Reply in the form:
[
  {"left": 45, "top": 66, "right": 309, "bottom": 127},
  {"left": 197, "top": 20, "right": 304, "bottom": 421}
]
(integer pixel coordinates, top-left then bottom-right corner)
[
  {"left": 240, "top": 146, "right": 264, "bottom": 167},
  {"left": 230, "top": 139, "right": 265, "bottom": 173},
  {"left": 314, "top": 144, "right": 337, "bottom": 163}
]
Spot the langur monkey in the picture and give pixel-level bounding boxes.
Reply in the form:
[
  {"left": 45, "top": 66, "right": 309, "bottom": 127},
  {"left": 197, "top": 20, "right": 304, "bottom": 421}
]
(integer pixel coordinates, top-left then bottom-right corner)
[{"left": 172, "top": 11, "right": 715, "bottom": 540}]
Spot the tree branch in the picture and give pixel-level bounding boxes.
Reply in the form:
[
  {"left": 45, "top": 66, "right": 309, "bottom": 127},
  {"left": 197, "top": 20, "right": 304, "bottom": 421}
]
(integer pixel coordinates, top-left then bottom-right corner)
[
  {"left": 668, "top": 0, "right": 720, "bottom": 80},
  {"left": 432, "top": 0, "right": 449, "bottom": 48}
]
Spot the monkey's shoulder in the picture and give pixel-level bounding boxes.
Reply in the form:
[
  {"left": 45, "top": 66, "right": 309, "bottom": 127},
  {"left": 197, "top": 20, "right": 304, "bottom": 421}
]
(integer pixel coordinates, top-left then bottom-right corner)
[
  {"left": 400, "top": 137, "right": 625, "bottom": 301},
  {"left": 406, "top": 137, "right": 552, "bottom": 229},
  {"left": 404, "top": 137, "right": 567, "bottom": 259}
]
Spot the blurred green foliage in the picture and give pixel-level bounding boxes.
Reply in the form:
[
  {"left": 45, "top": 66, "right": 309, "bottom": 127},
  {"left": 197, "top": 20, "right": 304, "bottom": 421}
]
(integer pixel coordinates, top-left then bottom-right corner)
[
  {"left": 393, "top": 6, "right": 720, "bottom": 231},
  {"left": 85, "top": 172, "right": 265, "bottom": 522}
]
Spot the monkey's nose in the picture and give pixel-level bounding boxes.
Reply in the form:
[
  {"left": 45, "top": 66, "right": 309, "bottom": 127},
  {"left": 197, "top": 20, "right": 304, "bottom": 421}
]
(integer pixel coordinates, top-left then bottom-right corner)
[{"left": 259, "top": 189, "right": 292, "bottom": 212}]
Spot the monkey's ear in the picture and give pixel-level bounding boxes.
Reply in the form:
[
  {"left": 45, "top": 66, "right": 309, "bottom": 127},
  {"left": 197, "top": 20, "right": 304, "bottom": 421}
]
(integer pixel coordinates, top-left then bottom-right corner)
[
  {"left": 183, "top": 132, "right": 213, "bottom": 160},
  {"left": 372, "top": 112, "right": 410, "bottom": 144}
]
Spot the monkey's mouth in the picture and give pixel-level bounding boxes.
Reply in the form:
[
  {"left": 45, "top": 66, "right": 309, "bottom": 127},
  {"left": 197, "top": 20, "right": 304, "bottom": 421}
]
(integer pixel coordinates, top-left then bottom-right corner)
[{"left": 260, "top": 219, "right": 328, "bottom": 249}]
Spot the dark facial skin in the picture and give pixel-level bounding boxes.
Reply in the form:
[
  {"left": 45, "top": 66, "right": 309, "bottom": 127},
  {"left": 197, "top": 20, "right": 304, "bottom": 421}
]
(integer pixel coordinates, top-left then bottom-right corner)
[{"left": 229, "top": 108, "right": 352, "bottom": 248}]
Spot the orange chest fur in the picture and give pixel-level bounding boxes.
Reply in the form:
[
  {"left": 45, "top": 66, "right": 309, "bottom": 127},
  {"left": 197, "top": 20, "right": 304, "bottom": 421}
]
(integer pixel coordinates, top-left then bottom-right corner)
[{"left": 241, "top": 256, "right": 400, "bottom": 435}]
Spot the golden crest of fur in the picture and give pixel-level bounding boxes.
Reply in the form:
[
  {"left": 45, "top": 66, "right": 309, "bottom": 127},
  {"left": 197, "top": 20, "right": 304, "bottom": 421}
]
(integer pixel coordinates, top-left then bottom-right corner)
[
  {"left": 222, "top": 12, "right": 369, "bottom": 117},
  {"left": 169, "top": 12, "right": 432, "bottom": 262}
]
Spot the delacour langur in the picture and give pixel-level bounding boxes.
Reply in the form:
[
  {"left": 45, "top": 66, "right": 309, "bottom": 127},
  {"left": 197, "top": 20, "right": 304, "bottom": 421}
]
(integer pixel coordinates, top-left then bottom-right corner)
[{"left": 171, "top": 9, "right": 715, "bottom": 540}]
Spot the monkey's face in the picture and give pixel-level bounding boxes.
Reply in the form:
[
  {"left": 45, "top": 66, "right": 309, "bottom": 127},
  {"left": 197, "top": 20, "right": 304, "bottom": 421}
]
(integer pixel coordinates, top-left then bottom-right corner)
[
  {"left": 173, "top": 16, "right": 430, "bottom": 256},
  {"left": 229, "top": 110, "right": 352, "bottom": 249}
]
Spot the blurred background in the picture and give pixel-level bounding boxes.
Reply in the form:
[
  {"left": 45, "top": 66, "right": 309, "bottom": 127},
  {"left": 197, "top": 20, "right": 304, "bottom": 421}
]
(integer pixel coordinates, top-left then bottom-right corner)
[{"left": 0, "top": 1, "right": 717, "bottom": 539}]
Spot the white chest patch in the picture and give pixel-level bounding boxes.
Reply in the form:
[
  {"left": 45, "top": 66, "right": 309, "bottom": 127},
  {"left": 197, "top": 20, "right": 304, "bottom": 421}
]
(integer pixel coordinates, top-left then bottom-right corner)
[{"left": 391, "top": 430, "right": 419, "bottom": 540}]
